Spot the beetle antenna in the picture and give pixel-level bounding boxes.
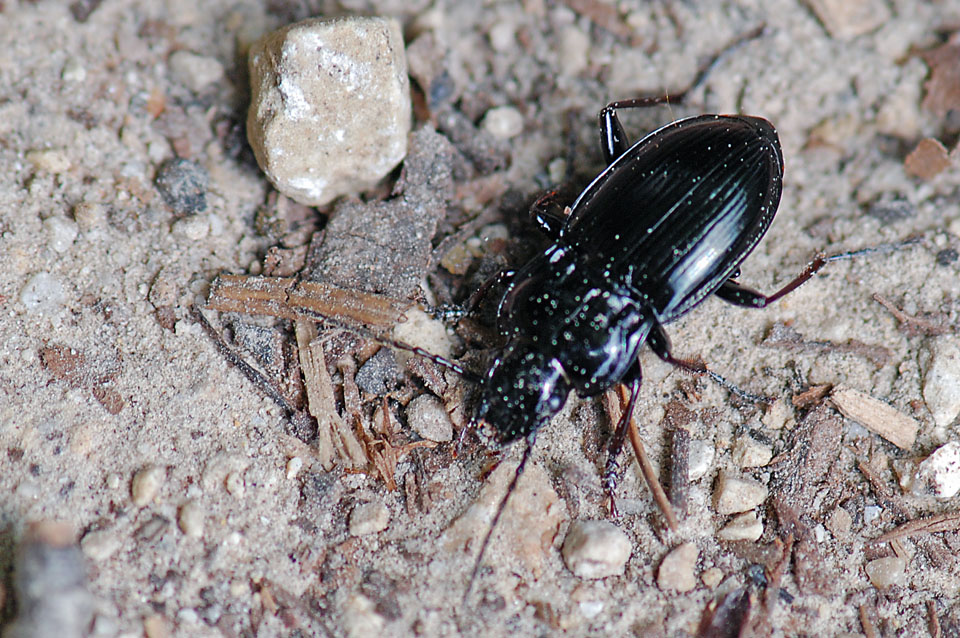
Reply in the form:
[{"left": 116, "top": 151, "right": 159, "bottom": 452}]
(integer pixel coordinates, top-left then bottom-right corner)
[{"left": 463, "top": 431, "right": 538, "bottom": 603}]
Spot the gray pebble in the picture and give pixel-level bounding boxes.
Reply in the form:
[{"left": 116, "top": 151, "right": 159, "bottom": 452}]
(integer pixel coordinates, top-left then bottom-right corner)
[
  {"left": 168, "top": 50, "right": 225, "bottom": 93},
  {"left": 246, "top": 17, "right": 410, "bottom": 206},
  {"left": 355, "top": 348, "right": 401, "bottom": 395},
  {"left": 561, "top": 520, "right": 631, "bottom": 579},
  {"left": 406, "top": 394, "right": 453, "bottom": 442},
  {"left": 155, "top": 158, "right": 209, "bottom": 214},
  {"left": 922, "top": 336, "right": 960, "bottom": 428}
]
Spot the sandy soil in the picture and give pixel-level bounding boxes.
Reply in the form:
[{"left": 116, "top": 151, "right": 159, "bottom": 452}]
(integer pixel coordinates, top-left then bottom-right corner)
[{"left": 2, "top": 1, "right": 960, "bottom": 636}]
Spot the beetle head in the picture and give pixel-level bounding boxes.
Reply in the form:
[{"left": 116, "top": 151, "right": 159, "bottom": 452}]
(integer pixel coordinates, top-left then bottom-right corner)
[{"left": 475, "top": 340, "right": 571, "bottom": 443}]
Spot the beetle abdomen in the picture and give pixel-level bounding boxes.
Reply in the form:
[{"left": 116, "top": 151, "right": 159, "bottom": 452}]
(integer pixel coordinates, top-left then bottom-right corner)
[{"left": 564, "top": 115, "right": 783, "bottom": 323}]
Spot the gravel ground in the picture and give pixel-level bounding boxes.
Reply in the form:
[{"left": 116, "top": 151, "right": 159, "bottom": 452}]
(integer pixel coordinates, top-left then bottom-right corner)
[{"left": 2, "top": 1, "right": 960, "bottom": 637}]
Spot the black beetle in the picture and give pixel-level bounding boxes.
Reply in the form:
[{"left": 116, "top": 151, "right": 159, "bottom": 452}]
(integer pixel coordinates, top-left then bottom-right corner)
[{"left": 454, "top": 98, "right": 852, "bottom": 592}]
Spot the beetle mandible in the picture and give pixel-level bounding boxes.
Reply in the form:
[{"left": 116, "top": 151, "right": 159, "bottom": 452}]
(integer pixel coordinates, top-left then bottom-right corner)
[{"left": 459, "top": 98, "right": 844, "bottom": 590}]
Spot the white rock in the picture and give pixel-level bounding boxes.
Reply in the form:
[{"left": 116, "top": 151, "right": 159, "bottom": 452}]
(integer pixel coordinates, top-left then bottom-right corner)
[
  {"left": 717, "top": 511, "right": 764, "bottom": 542},
  {"left": 656, "top": 542, "right": 699, "bottom": 592},
  {"left": 168, "top": 50, "right": 225, "bottom": 92},
  {"left": 561, "top": 520, "right": 631, "bottom": 579},
  {"left": 481, "top": 105, "right": 523, "bottom": 139},
  {"left": 732, "top": 437, "right": 773, "bottom": 469},
  {"left": 349, "top": 502, "right": 390, "bottom": 536},
  {"left": 687, "top": 440, "right": 715, "bottom": 481},
  {"left": 20, "top": 272, "right": 66, "bottom": 314},
  {"left": 865, "top": 556, "right": 905, "bottom": 589},
  {"left": 44, "top": 216, "right": 79, "bottom": 253},
  {"left": 922, "top": 336, "right": 960, "bottom": 428},
  {"left": 247, "top": 17, "right": 410, "bottom": 206},
  {"left": 911, "top": 441, "right": 960, "bottom": 498},
  {"left": 131, "top": 466, "right": 165, "bottom": 506},
  {"left": 178, "top": 500, "right": 204, "bottom": 538},
  {"left": 406, "top": 394, "right": 453, "bottom": 442},
  {"left": 714, "top": 473, "right": 768, "bottom": 515}
]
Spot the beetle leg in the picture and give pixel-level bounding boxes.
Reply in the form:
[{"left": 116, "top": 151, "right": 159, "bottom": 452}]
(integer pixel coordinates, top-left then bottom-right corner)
[
  {"left": 716, "top": 239, "right": 921, "bottom": 309},
  {"left": 599, "top": 96, "right": 679, "bottom": 164},
  {"left": 648, "top": 323, "right": 771, "bottom": 404},
  {"left": 529, "top": 189, "right": 569, "bottom": 239},
  {"left": 427, "top": 268, "right": 517, "bottom": 323},
  {"left": 603, "top": 374, "right": 642, "bottom": 517}
]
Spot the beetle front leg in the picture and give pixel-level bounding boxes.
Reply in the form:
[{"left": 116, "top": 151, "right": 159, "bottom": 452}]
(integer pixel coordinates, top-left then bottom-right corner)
[
  {"left": 603, "top": 375, "right": 642, "bottom": 516},
  {"left": 599, "top": 96, "right": 681, "bottom": 164}
]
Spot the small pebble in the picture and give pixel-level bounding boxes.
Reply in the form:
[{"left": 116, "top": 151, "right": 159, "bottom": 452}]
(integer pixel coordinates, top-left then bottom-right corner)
[
  {"left": 61, "top": 59, "right": 86, "bottom": 83},
  {"left": 143, "top": 613, "right": 170, "bottom": 638},
  {"left": 349, "top": 502, "right": 390, "bottom": 536},
  {"left": 864, "top": 556, "right": 906, "bottom": 589},
  {"left": 131, "top": 465, "right": 166, "bottom": 506},
  {"left": 225, "top": 472, "right": 246, "bottom": 498},
  {"left": 732, "top": 437, "right": 773, "bottom": 469},
  {"left": 80, "top": 529, "right": 121, "bottom": 561},
  {"left": 805, "top": 0, "right": 890, "bottom": 40},
  {"left": 714, "top": 473, "right": 768, "bottom": 515},
  {"left": 44, "top": 216, "right": 79, "bottom": 253},
  {"left": 105, "top": 473, "right": 122, "bottom": 490},
  {"left": 168, "top": 50, "right": 225, "bottom": 93},
  {"left": 286, "top": 457, "right": 303, "bottom": 479},
  {"left": 178, "top": 500, "right": 204, "bottom": 538},
  {"left": 910, "top": 441, "right": 960, "bottom": 498},
  {"left": 480, "top": 105, "right": 524, "bottom": 140},
  {"left": 26, "top": 149, "right": 71, "bottom": 173},
  {"left": 701, "top": 567, "right": 724, "bottom": 588},
  {"left": 922, "top": 336, "right": 960, "bottom": 428},
  {"left": 247, "top": 17, "right": 410, "bottom": 206},
  {"left": 155, "top": 158, "right": 209, "bottom": 215},
  {"left": 406, "top": 394, "right": 453, "bottom": 442},
  {"left": 171, "top": 214, "right": 209, "bottom": 241},
  {"left": 73, "top": 202, "right": 107, "bottom": 232},
  {"left": 343, "top": 594, "right": 385, "bottom": 638},
  {"left": 826, "top": 507, "right": 853, "bottom": 538},
  {"left": 717, "top": 511, "right": 764, "bottom": 542},
  {"left": 656, "top": 542, "right": 699, "bottom": 592},
  {"left": 20, "top": 272, "right": 66, "bottom": 314},
  {"left": 687, "top": 440, "right": 715, "bottom": 481},
  {"left": 561, "top": 520, "right": 631, "bottom": 579}
]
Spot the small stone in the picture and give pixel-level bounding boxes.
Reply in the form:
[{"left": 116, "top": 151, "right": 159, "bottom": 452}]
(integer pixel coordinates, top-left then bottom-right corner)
[
  {"left": 656, "top": 542, "right": 699, "bottom": 592},
  {"left": 701, "top": 567, "right": 724, "bottom": 588},
  {"left": 717, "top": 511, "right": 764, "bottom": 542},
  {"left": 392, "top": 307, "right": 453, "bottom": 360},
  {"left": 355, "top": 348, "right": 401, "bottom": 395},
  {"left": 406, "top": 394, "right": 453, "bottom": 442},
  {"left": 168, "top": 50, "right": 225, "bottom": 93},
  {"left": 26, "top": 149, "right": 71, "bottom": 173},
  {"left": 286, "top": 457, "right": 303, "bottom": 479},
  {"left": 714, "top": 473, "right": 768, "bottom": 515},
  {"left": 178, "top": 501, "right": 204, "bottom": 538},
  {"left": 905, "top": 138, "right": 951, "bottom": 179},
  {"left": 687, "top": 440, "right": 715, "bottom": 481},
  {"left": 131, "top": 465, "right": 166, "bottom": 506},
  {"left": 921, "top": 336, "right": 960, "bottom": 428},
  {"left": 61, "top": 59, "right": 86, "bottom": 83},
  {"left": 343, "top": 594, "right": 385, "bottom": 638},
  {"left": 72, "top": 202, "right": 107, "bottom": 232},
  {"left": 20, "top": 272, "right": 66, "bottom": 314},
  {"left": 825, "top": 507, "right": 853, "bottom": 538},
  {"left": 247, "top": 17, "right": 410, "bottom": 206},
  {"left": 155, "top": 158, "right": 209, "bottom": 215},
  {"left": 762, "top": 399, "right": 793, "bottom": 430},
  {"left": 349, "top": 502, "right": 390, "bottom": 536},
  {"left": 171, "top": 214, "right": 209, "bottom": 241},
  {"left": 910, "top": 441, "right": 960, "bottom": 498},
  {"left": 80, "top": 528, "right": 121, "bottom": 561},
  {"left": 731, "top": 437, "right": 773, "bottom": 469},
  {"left": 864, "top": 556, "right": 906, "bottom": 589},
  {"left": 561, "top": 520, "right": 631, "bottom": 579},
  {"left": 480, "top": 105, "right": 524, "bottom": 140},
  {"left": 44, "top": 216, "right": 79, "bottom": 253},
  {"left": 143, "top": 613, "right": 170, "bottom": 638}
]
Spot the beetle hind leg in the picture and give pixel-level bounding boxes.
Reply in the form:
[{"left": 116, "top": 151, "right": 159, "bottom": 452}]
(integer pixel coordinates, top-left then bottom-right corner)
[{"left": 602, "top": 373, "right": 642, "bottom": 516}]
